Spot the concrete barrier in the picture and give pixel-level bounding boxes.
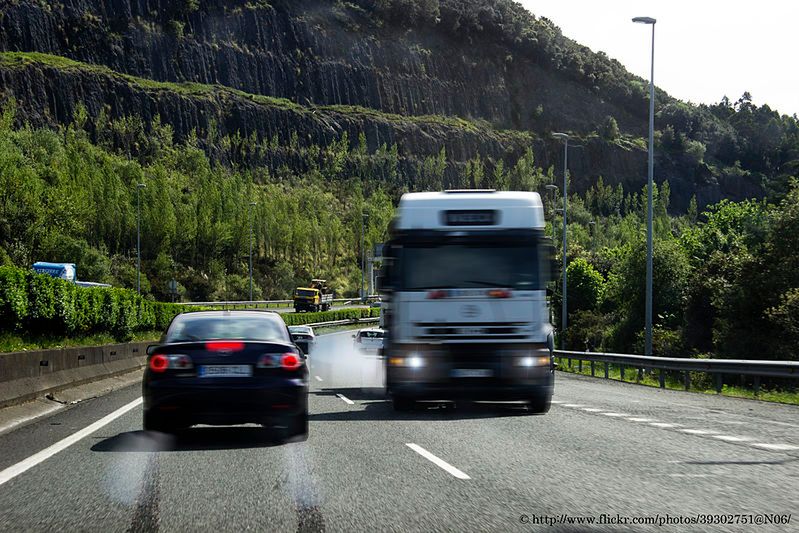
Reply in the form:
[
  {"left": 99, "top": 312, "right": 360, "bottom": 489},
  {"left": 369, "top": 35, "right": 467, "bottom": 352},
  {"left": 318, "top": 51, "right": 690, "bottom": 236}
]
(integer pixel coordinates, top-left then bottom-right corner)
[{"left": 0, "top": 341, "right": 151, "bottom": 408}]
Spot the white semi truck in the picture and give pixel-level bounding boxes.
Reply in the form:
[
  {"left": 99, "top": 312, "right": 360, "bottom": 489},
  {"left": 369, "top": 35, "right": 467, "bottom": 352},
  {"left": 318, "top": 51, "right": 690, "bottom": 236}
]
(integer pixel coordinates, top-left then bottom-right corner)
[{"left": 378, "top": 190, "right": 555, "bottom": 412}]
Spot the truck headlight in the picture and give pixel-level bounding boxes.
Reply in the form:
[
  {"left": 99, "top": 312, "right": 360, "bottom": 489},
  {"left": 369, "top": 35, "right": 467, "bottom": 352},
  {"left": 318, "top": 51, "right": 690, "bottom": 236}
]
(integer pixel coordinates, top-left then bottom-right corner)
[
  {"left": 408, "top": 355, "right": 424, "bottom": 368},
  {"left": 515, "top": 355, "right": 551, "bottom": 367}
]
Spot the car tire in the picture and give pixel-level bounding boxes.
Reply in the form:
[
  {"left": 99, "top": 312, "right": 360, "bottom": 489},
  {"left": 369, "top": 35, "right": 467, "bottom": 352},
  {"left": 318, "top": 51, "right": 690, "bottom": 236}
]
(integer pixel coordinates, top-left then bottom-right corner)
[
  {"left": 143, "top": 411, "right": 173, "bottom": 432},
  {"left": 284, "top": 410, "right": 309, "bottom": 442},
  {"left": 392, "top": 395, "right": 415, "bottom": 412},
  {"left": 527, "top": 395, "right": 551, "bottom": 414}
]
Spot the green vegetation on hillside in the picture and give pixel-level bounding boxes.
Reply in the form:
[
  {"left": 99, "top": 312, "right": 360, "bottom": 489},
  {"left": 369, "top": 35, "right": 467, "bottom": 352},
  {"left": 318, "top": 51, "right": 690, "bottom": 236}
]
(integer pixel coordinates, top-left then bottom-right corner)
[{"left": 551, "top": 177, "right": 799, "bottom": 361}]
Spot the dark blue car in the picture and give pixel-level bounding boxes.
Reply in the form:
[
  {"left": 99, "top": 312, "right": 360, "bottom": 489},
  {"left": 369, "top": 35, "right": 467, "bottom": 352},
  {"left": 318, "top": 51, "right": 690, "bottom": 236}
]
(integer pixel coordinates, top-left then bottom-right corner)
[{"left": 142, "top": 310, "right": 308, "bottom": 441}]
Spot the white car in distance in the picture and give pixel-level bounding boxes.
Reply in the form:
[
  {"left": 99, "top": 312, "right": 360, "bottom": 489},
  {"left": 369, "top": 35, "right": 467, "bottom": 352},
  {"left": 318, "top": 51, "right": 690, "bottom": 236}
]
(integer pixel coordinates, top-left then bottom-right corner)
[
  {"left": 288, "top": 325, "right": 316, "bottom": 355},
  {"left": 353, "top": 328, "right": 385, "bottom": 354}
]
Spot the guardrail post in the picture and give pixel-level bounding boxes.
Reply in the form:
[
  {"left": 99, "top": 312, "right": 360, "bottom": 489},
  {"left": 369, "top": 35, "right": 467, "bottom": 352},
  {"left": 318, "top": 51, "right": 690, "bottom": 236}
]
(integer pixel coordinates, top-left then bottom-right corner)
[
  {"left": 714, "top": 374, "right": 723, "bottom": 393},
  {"left": 659, "top": 369, "right": 665, "bottom": 389},
  {"left": 578, "top": 359, "right": 583, "bottom": 373},
  {"left": 684, "top": 371, "right": 691, "bottom": 391},
  {"left": 604, "top": 362, "right": 609, "bottom": 379},
  {"left": 753, "top": 376, "right": 760, "bottom": 396},
  {"left": 568, "top": 357, "right": 572, "bottom": 369},
  {"left": 637, "top": 367, "right": 643, "bottom": 383},
  {"left": 620, "top": 365, "right": 625, "bottom": 381},
  {"left": 590, "top": 360, "right": 595, "bottom": 377}
]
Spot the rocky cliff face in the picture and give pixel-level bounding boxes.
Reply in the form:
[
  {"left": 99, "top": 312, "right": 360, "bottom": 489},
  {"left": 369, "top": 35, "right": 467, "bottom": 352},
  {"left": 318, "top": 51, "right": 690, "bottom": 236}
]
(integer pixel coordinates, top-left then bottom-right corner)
[
  {"left": 0, "top": 0, "right": 644, "bottom": 133},
  {"left": 0, "top": 0, "right": 764, "bottom": 209}
]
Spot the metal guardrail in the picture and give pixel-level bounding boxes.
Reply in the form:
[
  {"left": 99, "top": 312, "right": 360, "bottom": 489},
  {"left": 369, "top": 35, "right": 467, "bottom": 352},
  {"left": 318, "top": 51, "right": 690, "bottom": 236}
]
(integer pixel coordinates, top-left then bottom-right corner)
[
  {"left": 553, "top": 350, "right": 799, "bottom": 395},
  {"left": 301, "top": 317, "right": 380, "bottom": 328},
  {"left": 182, "top": 296, "right": 380, "bottom": 307}
]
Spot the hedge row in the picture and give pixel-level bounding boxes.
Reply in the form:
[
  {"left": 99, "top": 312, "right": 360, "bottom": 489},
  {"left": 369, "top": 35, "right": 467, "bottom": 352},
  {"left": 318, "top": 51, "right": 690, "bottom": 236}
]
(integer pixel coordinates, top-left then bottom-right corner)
[
  {"left": 0, "top": 266, "right": 191, "bottom": 340},
  {"left": 0, "top": 265, "right": 380, "bottom": 342},
  {"left": 281, "top": 308, "right": 380, "bottom": 326}
]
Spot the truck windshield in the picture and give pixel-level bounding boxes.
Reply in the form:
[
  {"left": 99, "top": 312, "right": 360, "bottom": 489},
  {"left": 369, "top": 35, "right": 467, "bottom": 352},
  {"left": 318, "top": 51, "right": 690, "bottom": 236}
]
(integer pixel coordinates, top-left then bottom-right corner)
[
  {"left": 296, "top": 289, "right": 317, "bottom": 297},
  {"left": 401, "top": 243, "right": 542, "bottom": 290}
]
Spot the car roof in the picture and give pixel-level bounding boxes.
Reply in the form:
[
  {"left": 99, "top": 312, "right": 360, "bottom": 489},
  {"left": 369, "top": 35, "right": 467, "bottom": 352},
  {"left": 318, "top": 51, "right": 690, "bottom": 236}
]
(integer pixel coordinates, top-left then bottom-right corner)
[
  {"left": 359, "top": 327, "right": 384, "bottom": 333},
  {"left": 178, "top": 310, "right": 284, "bottom": 321}
]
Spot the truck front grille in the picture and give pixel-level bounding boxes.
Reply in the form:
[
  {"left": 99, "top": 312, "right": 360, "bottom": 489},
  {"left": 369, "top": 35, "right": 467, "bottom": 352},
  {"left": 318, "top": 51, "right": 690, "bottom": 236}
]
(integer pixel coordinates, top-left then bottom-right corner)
[{"left": 413, "top": 322, "right": 530, "bottom": 340}]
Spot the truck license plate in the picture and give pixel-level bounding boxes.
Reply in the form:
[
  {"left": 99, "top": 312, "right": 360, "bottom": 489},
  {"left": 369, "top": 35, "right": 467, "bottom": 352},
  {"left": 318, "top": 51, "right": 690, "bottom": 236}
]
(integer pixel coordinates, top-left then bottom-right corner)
[{"left": 451, "top": 368, "right": 493, "bottom": 378}]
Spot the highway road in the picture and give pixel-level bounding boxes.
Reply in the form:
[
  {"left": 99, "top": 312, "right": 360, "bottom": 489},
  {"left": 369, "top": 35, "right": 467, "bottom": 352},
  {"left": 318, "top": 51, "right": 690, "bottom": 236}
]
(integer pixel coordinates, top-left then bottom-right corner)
[{"left": 0, "top": 330, "right": 797, "bottom": 532}]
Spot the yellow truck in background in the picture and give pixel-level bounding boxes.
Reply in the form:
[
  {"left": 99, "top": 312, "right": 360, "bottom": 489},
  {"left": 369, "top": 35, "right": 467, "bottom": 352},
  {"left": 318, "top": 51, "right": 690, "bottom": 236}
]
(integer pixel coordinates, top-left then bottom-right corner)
[{"left": 293, "top": 279, "right": 334, "bottom": 312}]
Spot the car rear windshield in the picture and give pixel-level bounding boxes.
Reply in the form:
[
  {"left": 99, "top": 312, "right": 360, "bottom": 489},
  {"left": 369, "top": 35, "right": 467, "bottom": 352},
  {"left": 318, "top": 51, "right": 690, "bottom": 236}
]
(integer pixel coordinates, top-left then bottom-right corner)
[
  {"left": 361, "top": 330, "right": 384, "bottom": 338},
  {"left": 166, "top": 314, "right": 290, "bottom": 343}
]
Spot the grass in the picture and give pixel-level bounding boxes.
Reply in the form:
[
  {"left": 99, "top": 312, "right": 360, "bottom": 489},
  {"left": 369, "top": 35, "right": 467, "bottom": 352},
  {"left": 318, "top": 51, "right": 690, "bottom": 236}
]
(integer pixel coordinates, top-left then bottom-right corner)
[
  {"left": 556, "top": 356, "right": 799, "bottom": 406},
  {"left": 0, "top": 51, "right": 533, "bottom": 140}
]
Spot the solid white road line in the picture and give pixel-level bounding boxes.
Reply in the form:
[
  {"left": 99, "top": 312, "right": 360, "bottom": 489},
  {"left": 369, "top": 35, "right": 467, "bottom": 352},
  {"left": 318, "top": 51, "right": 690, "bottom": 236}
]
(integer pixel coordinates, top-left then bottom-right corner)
[
  {"left": 563, "top": 404, "right": 585, "bottom": 408},
  {"left": 582, "top": 408, "right": 603, "bottom": 412},
  {"left": 550, "top": 400, "right": 564, "bottom": 404},
  {"left": 0, "top": 397, "right": 143, "bottom": 487},
  {"left": 680, "top": 429, "right": 717, "bottom": 435},
  {"left": 406, "top": 443, "right": 470, "bottom": 480},
  {"left": 749, "top": 443, "right": 799, "bottom": 451},
  {"left": 627, "top": 417, "right": 656, "bottom": 423},
  {"left": 315, "top": 376, "right": 324, "bottom": 382},
  {"left": 650, "top": 422, "right": 680, "bottom": 428},
  {"left": 336, "top": 394, "right": 354, "bottom": 405},
  {"left": 712, "top": 435, "right": 754, "bottom": 442},
  {"left": 601, "top": 412, "right": 629, "bottom": 417}
]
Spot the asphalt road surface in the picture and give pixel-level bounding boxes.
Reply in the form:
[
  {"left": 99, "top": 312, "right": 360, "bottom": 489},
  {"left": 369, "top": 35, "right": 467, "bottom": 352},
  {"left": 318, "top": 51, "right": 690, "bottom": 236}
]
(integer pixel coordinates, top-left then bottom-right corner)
[{"left": 0, "top": 330, "right": 797, "bottom": 532}]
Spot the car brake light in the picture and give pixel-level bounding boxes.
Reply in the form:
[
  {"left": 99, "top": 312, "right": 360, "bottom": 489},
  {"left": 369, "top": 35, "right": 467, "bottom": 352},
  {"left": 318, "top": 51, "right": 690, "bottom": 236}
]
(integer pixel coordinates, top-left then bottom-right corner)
[
  {"left": 149, "top": 354, "right": 193, "bottom": 372},
  {"left": 149, "top": 355, "right": 169, "bottom": 373},
  {"left": 487, "top": 289, "right": 511, "bottom": 298},
  {"left": 206, "top": 341, "right": 245, "bottom": 352},
  {"left": 281, "top": 353, "right": 301, "bottom": 370},
  {"left": 427, "top": 289, "right": 448, "bottom": 299}
]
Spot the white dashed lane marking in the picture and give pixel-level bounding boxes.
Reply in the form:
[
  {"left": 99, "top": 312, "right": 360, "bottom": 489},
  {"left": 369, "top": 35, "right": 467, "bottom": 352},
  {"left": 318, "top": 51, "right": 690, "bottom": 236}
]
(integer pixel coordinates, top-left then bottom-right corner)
[
  {"left": 554, "top": 401, "right": 798, "bottom": 453},
  {"left": 406, "top": 443, "right": 470, "bottom": 480}
]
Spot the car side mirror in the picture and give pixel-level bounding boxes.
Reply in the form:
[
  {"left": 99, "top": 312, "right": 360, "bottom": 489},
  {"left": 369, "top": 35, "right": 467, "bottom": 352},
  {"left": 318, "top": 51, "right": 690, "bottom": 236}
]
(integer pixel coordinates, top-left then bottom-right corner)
[{"left": 146, "top": 345, "right": 158, "bottom": 356}]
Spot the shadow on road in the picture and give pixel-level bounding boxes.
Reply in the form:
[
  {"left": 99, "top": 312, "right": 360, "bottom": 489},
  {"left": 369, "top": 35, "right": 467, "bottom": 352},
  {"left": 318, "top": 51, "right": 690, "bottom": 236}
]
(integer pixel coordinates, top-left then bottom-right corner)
[
  {"left": 91, "top": 426, "right": 288, "bottom": 453},
  {"left": 311, "top": 387, "right": 543, "bottom": 421}
]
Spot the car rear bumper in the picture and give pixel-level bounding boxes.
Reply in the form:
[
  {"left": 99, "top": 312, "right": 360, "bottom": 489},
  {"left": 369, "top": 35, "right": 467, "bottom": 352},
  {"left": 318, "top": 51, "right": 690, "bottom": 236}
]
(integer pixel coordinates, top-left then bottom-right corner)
[{"left": 143, "top": 379, "right": 308, "bottom": 425}]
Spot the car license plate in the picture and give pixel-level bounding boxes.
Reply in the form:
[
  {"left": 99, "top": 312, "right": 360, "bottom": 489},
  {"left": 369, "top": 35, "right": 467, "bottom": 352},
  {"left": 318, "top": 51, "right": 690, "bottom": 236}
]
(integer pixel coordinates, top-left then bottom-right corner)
[
  {"left": 451, "top": 368, "right": 493, "bottom": 378},
  {"left": 199, "top": 365, "right": 252, "bottom": 377}
]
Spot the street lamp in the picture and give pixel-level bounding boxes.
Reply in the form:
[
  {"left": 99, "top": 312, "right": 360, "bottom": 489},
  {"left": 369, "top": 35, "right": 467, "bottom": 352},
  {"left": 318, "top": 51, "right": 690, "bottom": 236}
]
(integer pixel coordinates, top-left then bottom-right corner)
[
  {"left": 136, "top": 183, "right": 146, "bottom": 295},
  {"left": 361, "top": 212, "right": 369, "bottom": 302},
  {"left": 633, "top": 15, "right": 657, "bottom": 357},
  {"left": 552, "top": 132, "right": 570, "bottom": 349},
  {"left": 249, "top": 201, "right": 257, "bottom": 302}
]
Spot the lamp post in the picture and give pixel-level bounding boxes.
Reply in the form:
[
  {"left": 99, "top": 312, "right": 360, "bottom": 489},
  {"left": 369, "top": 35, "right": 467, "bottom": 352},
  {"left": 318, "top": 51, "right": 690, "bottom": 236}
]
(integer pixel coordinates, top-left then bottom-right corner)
[
  {"left": 249, "top": 201, "right": 257, "bottom": 302},
  {"left": 136, "top": 183, "right": 146, "bottom": 295},
  {"left": 552, "top": 132, "right": 570, "bottom": 349},
  {"left": 633, "top": 15, "right": 657, "bottom": 357},
  {"left": 361, "top": 212, "right": 369, "bottom": 302}
]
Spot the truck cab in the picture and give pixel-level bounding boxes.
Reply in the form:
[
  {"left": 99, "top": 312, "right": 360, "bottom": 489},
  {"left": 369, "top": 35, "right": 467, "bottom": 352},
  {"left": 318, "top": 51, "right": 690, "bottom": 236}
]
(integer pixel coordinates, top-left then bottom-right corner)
[
  {"left": 378, "top": 190, "right": 555, "bottom": 412},
  {"left": 293, "top": 279, "right": 333, "bottom": 312}
]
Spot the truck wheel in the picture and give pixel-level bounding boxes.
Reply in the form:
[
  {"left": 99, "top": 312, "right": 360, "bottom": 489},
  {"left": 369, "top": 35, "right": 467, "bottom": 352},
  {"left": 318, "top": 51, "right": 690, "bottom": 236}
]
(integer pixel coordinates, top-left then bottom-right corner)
[
  {"left": 392, "top": 396, "right": 415, "bottom": 412},
  {"left": 527, "top": 395, "right": 551, "bottom": 414}
]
